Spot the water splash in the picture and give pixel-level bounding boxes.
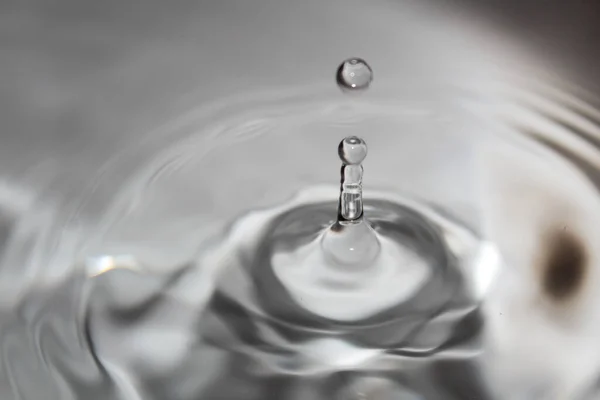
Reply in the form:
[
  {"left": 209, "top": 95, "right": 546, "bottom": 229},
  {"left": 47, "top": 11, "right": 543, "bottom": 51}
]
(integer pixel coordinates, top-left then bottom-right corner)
[{"left": 3, "top": 80, "right": 600, "bottom": 399}]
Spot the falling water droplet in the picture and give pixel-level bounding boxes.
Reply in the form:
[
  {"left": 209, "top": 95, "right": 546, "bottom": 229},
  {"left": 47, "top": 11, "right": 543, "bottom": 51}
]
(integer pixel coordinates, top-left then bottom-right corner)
[{"left": 336, "top": 58, "right": 373, "bottom": 92}]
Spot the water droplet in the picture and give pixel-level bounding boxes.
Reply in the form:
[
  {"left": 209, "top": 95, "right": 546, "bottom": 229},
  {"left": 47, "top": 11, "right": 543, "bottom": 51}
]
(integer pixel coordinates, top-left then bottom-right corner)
[
  {"left": 336, "top": 58, "right": 373, "bottom": 91},
  {"left": 339, "top": 136, "right": 368, "bottom": 166}
]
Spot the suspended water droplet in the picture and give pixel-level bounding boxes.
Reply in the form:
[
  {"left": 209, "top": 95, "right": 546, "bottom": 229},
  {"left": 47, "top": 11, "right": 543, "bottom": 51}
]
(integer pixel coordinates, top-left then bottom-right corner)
[
  {"left": 336, "top": 58, "right": 373, "bottom": 91},
  {"left": 339, "top": 136, "right": 368, "bottom": 166}
]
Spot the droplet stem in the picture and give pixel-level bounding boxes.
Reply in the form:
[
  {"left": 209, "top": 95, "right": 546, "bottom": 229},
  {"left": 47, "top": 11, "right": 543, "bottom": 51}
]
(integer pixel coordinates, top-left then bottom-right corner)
[
  {"left": 338, "top": 164, "right": 364, "bottom": 222},
  {"left": 337, "top": 136, "right": 367, "bottom": 223}
]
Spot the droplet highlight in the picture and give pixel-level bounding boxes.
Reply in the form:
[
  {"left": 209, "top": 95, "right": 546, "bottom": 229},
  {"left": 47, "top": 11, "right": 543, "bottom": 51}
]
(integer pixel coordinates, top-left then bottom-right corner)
[{"left": 336, "top": 58, "right": 373, "bottom": 91}]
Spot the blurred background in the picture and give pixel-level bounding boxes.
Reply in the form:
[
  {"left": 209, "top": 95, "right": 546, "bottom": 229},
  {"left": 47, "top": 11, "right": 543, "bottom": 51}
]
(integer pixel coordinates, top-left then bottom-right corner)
[
  {"left": 1, "top": 0, "right": 599, "bottom": 201},
  {"left": 1, "top": 0, "right": 600, "bottom": 399}
]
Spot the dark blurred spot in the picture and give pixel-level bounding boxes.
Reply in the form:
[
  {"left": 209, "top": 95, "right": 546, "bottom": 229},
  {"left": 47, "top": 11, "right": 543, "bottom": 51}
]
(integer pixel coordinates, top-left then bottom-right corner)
[
  {"left": 0, "top": 210, "right": 14, "bottom": 258},
  {"left": 329, "top": 221, "right": 343, "bottom": 232},
  {"left": 541, "top": 229, "right": 587, "bottom": 302}
]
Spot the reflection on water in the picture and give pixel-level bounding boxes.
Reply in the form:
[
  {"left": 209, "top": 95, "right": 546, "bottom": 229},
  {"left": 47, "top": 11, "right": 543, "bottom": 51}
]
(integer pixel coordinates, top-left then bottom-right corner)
[
  {"left": 2, "top": 0, "right": 600, "bottom": 397},
  {"left": 1, "top": 79, "right": 600, "bottom": 399}
]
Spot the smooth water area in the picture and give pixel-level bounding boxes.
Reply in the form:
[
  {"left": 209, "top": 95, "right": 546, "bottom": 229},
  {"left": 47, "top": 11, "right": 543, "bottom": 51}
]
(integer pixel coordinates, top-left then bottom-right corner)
[{"left": 3, "top": 78, "right": 600, "bottom": 400}]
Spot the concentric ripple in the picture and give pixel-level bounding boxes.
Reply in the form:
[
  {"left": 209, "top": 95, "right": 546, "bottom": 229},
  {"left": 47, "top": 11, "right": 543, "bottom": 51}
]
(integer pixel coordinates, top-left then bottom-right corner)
[{"left": 2, "top": 81, "right": 600, "bottom": 400}]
